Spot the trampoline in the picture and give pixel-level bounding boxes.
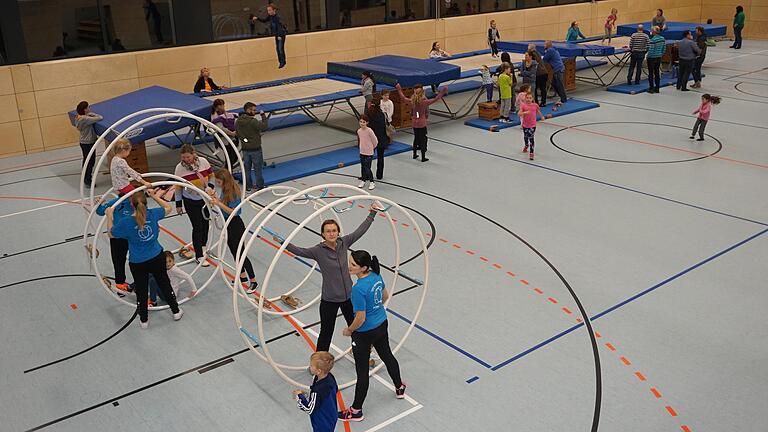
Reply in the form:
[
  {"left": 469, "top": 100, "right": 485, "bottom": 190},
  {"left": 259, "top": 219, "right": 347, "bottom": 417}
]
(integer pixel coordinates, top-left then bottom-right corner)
[
  {"left": 328, "top": 55, "right": 461, "bottom": 87},
  {"left": 617, "top": 21, "right": 727, "bottom": 40}
]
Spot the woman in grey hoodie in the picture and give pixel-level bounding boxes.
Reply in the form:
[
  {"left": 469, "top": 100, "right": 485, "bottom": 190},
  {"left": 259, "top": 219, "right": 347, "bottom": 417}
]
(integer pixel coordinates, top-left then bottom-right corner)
[
  {"left": 278, "top": 205, "right": 379, "bottom": 352},
  {"left": 74, "top": 101, "right": 103, "bottom": 186}
]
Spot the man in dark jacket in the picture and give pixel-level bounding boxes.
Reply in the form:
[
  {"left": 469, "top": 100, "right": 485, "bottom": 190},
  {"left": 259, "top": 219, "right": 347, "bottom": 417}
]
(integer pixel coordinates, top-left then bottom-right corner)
[
  {"left": 235, "top": 102, "right": 269, "bottom": 191},
  {"left": 676, "top": 30, "right": 700, "bottom": 91},
  {"left": 253, "top": 3, "right": 287, "bottom": 68}
]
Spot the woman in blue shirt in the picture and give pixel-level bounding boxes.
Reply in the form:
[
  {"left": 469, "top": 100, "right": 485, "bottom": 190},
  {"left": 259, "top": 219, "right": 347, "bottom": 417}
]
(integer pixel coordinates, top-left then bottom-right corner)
[
  {"left": 210, "top": 169, "right": 259, "bottom": 293},
  {"left": 107, "top": 189, "right": 182, "bottom": 328},
  {"left": 565, "top": 21, "right": 586, "bottom": 41},
  {"left": 338, "top": 250, "right": 405, "bottom": 422}
]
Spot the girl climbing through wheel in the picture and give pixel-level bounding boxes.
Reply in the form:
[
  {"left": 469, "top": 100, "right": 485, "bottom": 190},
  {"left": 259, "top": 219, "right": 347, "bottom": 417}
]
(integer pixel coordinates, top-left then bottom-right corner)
[
  {"left": 275, "top": 203, "right": 380, "bottom": 353},
  {"left": 337, "top": 250, "right": 405, "bottom": 422},
  {"left": 174, "top": 144, "right": 215, "bottom": 267},
  {"left": 107, "top": 188, "right": 183, "bottom": 329},
  {"left": 209, "top": 169, "right": 259, "bottom": 293}
]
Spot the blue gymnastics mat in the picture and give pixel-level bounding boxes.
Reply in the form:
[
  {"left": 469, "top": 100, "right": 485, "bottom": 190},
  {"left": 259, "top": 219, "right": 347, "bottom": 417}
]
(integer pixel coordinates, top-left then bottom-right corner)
[
  {"left": 234, "top": 141, "right": 412, "bottom": 186},
  {"left": 464, "top": 98, "right": 600, "bottom": 131},
  {"left": 328, "top": 55, "right": 461, "bottom": 87},
  {"left": 606, "top": 72, "right": 705, "bottom": 95}
]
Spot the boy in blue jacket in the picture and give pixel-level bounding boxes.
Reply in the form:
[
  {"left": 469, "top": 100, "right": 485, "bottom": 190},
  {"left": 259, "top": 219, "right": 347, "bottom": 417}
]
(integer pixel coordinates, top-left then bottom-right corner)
[{"left": 293, "top": 352, "right": 338, "bottom": 432}]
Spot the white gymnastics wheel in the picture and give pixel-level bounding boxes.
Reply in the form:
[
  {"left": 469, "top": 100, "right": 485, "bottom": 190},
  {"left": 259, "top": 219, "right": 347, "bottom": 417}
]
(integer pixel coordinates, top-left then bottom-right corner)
[
  {"left": 86, "top": 178, "right": 226, "bottom": 311},
  {"left": 233, "top": 185, "right": 429, "bottom": 390}
]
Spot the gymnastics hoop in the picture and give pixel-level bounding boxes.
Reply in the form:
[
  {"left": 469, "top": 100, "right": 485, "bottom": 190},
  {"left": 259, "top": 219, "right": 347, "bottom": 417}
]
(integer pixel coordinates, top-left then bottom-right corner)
[{"left": 87, "top": 178, "right": 226, "bottom": 311}]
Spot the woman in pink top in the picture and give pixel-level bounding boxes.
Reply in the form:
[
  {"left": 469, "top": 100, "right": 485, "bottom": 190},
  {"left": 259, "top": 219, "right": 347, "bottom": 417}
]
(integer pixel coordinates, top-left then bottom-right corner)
[
  {"left": 690, "top": 94, "right": 721, "bottom": 141},
  {"left": 395, "top": 83, "right": 448, "bottom": 162},
  {"left": 357, "top": 114, "right": 378, "bottom": 190},
  {"left": 517, "top": 92, "right": 545, "bottom": 161}
]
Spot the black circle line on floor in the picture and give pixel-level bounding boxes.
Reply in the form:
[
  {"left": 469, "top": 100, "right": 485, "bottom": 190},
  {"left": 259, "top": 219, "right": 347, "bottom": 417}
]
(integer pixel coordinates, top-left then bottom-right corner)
[
  {"left": 735, "top": 81, "right": 768, "bottom": 98},
  {"left": 326, "top": 171, "right": 603, "bottom": 432},
  {"left": 549, "top": 121, "right": 723, "bottom": 164},
  {"left": 20, "top": 200, "right": 434, "bottom": 431}
]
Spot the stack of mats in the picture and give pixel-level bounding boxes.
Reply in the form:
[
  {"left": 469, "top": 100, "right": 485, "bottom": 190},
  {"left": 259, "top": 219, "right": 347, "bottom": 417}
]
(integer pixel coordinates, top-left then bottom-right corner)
[
  {"left": 464, "top": 99, "right": 600, "bottom": 131},
  {"left": 328, "top": 55, "right": 461, "bottom": 86}
]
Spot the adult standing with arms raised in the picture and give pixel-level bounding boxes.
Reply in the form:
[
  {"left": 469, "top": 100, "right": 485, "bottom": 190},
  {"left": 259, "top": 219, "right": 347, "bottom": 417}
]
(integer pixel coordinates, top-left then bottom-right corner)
[
  {"left": 730, "top": 6, "right": 746, "bottom": 49},
  {"left": 692, "top": 26, "right": 708, "bottom": 89},
  {"left": 543, "top": 40, "right": 567, "bottom": 106},
  {"left": 107, "top": 189, "right": 183, "bottom": 329},
  {"left": 174, "top": 144, "right": 215, "bottom": 266},
  {"left": 627, "top": 24, "right": 650, "bottom": 86},
  {"left": 676, "top": 31, "right": 700, "bottom": 92},
  {"left": 395, "top": 83, "right": 448, "bottom": 162},
  {"left": 235, "top": 102, "right": 269, "bottom": 193},
  {"left": 646, "top": 27, "right": 665, "bottom": 94},
  {"left": 254, "top": 3, "right": 288, "bottom": 68},
  {"left": 275, "top": 205, "right": 380, "bottom": 354}
]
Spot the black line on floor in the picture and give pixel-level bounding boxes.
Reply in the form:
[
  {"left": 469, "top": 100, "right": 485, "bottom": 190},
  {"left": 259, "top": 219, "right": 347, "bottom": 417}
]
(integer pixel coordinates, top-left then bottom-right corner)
[
  {"left": 0, "top": 274, "right": 96, "bottom": 291},
  {"left": 734, "top": 81, "right": 768, "bottom": 99},
  {"left": 577, "top": 97, "right": 768, "bottom": 130},
  {"left": 197, "top": 358, "right": 235, "bottom": 374},
  {"left": 24, "top": 308, "right": 138, "bottom": 374},
  {"left": 549, "top": 121, "right": 723, "bottom": 164},
  {"left": 23, "top": 283, "right": 419, "bottom": 432},
  {"left": 418, "top": 132, "right": 768, "bottom": 227},
  {"left": 0, "top": 173, "right": 81, "bottom": 188},
  {"left": 326, "top": 172, "right": 603, "bottom": 432}
]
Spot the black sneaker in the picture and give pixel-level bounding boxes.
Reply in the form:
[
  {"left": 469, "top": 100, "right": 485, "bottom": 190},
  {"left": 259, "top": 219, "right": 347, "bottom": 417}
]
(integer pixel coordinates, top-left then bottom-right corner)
[
  {"left": 339, "top": 408, "right": 364, "bottom": 422},
  {"left": 696, "top": 138, "right": 704, "bottom": 141},
  {"left": 396, "top": 382, "right": 407, "bottom": 399},
  {"left": 689, "top": 136, "right": 695, "bottom": 139},
  {"left": 246, "top": 281, "right": 259, "bottom": 294}
]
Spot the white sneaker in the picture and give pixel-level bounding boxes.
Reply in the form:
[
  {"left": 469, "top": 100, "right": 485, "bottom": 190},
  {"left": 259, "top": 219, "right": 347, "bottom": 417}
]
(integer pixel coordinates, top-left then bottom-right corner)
[
  {"left": 196, "top": 258, "right": 210, "bottom": 268},
  {"left": 140, "top": 320, "right": 149, "bottom": 329},
  {"left": 368, "top": 182, "right": 375, "bottom": 190},
  {"left": 173, "top": 308, "right": 184, "bottom": 321},
  {"left": 358, "top": 181, "right": 366, "bottom": 188}
]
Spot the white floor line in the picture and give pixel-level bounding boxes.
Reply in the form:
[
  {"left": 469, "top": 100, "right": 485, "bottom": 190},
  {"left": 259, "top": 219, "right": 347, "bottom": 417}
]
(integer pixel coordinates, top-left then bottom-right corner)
[
  {"left": 361, "top": 404, "right": 424, "bottom": 432},
  {"left": 706, "top": 48, "right": 768, "bottom": 65},
  {"left": 0, "top": 201, "right": 73, "bottom": 220}
]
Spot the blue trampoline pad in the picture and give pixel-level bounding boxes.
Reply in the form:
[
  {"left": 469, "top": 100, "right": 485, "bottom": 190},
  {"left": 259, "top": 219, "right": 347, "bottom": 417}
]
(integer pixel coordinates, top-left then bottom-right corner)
[
  {"left": 464, "top": 99, "right": 600, "bottom": 131},
  {"left": 617, "top": 22, "right": 727, "bottom": 40},
  {"left": 327, "top": 55, "right": 461, "bottom": 87},
  {"left": 67, "top": 86, "right": 212, "bottom": 143},
  {"left": 497, "top": 40, "right": 616, "bottom": 57}
]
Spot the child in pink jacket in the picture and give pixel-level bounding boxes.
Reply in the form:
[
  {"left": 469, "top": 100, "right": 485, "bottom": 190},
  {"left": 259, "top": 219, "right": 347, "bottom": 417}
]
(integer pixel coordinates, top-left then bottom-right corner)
[{"left": 690, "top": 94, "right": 721, "bottom": 141}]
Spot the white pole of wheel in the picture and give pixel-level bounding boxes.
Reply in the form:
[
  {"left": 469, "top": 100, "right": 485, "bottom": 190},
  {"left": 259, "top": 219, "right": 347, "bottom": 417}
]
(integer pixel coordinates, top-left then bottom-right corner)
[
  {"left": 253, "top": 193, "right": 423, "bottom": 390},
  {"left": 88, "top": 179, "right": 225, "bottom": 311}
]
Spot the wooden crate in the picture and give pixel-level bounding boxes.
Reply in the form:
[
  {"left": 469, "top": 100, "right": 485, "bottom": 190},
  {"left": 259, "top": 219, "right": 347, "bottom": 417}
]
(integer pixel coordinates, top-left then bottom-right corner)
[
  {"left": 126, "top": 141, "right": 148, "bottom": 173},
  {"left": 478, "top": 102, "right": 500, "bottom": 120},
  {"left": 564, "top": 57, "right": 577, "bottom": 91},
  {"left": 387, "top": 87, "right": 414, "bottom": 128}
]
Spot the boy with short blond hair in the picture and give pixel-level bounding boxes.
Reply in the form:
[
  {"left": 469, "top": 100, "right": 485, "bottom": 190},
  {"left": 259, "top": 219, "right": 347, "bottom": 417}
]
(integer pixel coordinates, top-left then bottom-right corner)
[{"left": 293, "top": 352, "right": 338, "bottom": 432}]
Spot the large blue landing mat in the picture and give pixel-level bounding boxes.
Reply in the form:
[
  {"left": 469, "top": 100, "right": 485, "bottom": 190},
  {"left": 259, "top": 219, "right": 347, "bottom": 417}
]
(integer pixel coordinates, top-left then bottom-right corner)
[
  {"left": 327, "top": 55, "right": 461, "bottom": 87},
  {"left": 617, "top": 22, "right": 727, "bottom": 40},
  {"left": 606, "top": 72, "right": 705, "bottom": 95},
  {"left": 156, "top": 113, "right": 315, "bottom": 149},
  {"left": 464, "top": 99, "right": 600, "bottom": 131},
  {"left": 67, "top": 86, "right": 212, "bottom": 143},
  {"left": 234, "top": 142, "right": 412, "bottom": 186},
  {"left": 497, "top": 40, "right": 616, "bottom": 57}
]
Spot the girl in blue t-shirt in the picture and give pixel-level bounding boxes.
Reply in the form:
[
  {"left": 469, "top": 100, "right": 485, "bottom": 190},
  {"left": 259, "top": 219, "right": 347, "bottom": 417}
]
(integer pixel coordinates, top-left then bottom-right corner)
[
  {"left": 96, "top": 195, "right": 134, "bottom": 292},
  {"left": 210, "top": 169, "right": 259, "bottom": 293},
  {"left": 338, "top": 250, "right": 406, "bottom": 422},
  {"left": 107, "top": 189, "right": 183, "bottom": 328}
]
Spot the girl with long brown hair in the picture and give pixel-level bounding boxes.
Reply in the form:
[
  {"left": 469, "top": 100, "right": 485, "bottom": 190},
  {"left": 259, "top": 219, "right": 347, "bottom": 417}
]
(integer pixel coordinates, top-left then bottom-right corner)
[
  {"left": 209, "top": 169, "right": 259, "bottom": 293},
  {"left": 107, "top": 188, "right": 182, "bottom": 328},
  {"left": 394, "top": 83, "right": 448, "bottom": 162}
]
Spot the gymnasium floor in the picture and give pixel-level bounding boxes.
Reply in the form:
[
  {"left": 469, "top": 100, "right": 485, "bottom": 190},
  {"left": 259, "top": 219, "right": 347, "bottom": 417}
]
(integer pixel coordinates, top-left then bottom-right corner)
[{"left": 1, "top": 41, "right": 767, "bottom": 432}]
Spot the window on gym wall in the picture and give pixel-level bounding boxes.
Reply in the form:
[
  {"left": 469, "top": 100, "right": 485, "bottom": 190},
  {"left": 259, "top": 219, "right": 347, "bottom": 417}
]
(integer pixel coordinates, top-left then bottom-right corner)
[{"left": 102, "top": 0, "right": 174, "bottom": 50}]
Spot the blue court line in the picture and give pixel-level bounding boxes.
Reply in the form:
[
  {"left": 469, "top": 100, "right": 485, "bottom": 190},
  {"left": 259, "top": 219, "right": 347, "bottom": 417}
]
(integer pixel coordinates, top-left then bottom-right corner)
[
  {"left": 490, "top": 227, "right": 768, "bottom": 372},
  {"left": 466, "top": 376, "right": 480, "bottom": 384},
  {"left": 246, "top": 227, "right": 493, "bottom": 369},
  {"left": 427, "top": 137, "right": 768, "bottom": 228},
  {"left": 387, "top": 309, "right": 494, "bottom": 369}
]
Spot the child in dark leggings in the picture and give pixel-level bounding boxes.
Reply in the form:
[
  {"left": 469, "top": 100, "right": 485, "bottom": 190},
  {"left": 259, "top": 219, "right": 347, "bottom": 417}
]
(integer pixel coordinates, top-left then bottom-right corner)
[
  {"left": 518, "top": 92, "right": 545, "bottom": 161},
  {"left": 338, "top": 250, "right": 405, "bottom": 422},
  {"left": 690, "top": 94, "right": 720, "bottom": 141}
]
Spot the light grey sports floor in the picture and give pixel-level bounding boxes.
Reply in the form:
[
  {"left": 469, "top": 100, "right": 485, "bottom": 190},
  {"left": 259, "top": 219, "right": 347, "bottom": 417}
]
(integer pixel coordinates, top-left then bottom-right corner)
[{"left": 1, "top": 41, "right": 767, "bottom": 432}]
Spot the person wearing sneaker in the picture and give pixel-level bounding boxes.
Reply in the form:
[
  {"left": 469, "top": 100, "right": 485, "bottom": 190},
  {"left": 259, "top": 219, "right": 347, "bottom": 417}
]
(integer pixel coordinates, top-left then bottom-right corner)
[
  {"left": 690, "top": 94, "right": 720, "bottom": 141},
  {"left": 365, "top": 101, "right": 389, "bottom": 181},
  {"left": 129, "top": 251, "right": 197, "bottom": 305},
  {"left": 356, "top": 115, "right": 378, "bottom": 191},
  {"left": 96, "top": 195, "right": 134, "bottom": 292},
  {"left": 293, "top": 352, "right": 338, "bottom": 432},
  {"left": 339, "top": 250, "right": 405, "bottom": 422},
  {"left": 395, "top": 82, "right": 448, "bottom": 162},
  {"left": 174, "top": 144, "right": 215, "bottom": 267},
  {"left": 517, "top": 92, "right": 545, "bottom": 161},
  {"left": 107, "top": 189, "right": 183, "bottom": 328},
  {"left": 73, "top": 101, "right": 102, "bottom": 187},
  {"left": 276, "top": 205, "right": 379, "bottom": 353},
  {"left": 210, "top": 169, "right": 259, "bottom": 293}
]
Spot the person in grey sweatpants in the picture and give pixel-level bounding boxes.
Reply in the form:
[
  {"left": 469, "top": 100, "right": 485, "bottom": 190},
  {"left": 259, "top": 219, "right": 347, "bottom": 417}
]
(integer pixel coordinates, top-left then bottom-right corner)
[{"left": 277, "top": 205, "right": 379, "bottom": 352}]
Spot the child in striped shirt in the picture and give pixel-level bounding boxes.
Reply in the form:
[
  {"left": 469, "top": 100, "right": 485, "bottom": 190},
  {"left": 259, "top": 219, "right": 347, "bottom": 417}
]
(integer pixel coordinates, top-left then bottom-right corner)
[{"left": 357, "top": 114, "right": 378, "bottom": 190}]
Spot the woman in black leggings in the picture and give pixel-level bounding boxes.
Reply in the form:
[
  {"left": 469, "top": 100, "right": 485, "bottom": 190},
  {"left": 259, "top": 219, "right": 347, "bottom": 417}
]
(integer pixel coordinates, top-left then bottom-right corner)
[
  {"left": 338, "top": 250, "right": 405, "bottom": 422},
  {"left": 107, "top": 189, "right": 183, "bottom": 328},
  {"left": 210, "top": 169, "right": 259, "bottom": 293}
]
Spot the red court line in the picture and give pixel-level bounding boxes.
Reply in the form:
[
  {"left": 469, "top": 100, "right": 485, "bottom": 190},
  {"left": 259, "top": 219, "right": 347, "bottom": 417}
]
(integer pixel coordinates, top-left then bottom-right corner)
[
  {"left": 635, "top": 372, "right": 647, "bottom": 382},
  {"left": 0, "top": 195, "right": 81, "bottom": 205},
  {"left": 681, "top": 425, "right": 691, "bottom": 432},
  {"left": 605, "top": 343, "right": 616, "bottom": 351},
  {"left": 650, "top": 388, "right": 662, "bottom": 399},
  {"left": 533, "top": 288, "right": 543, "bottom": 294},
  {"left": 547, "top": 297, "right": 558, "bottom": 304},
  {"left": 548, "top": 121, "right": 768, "bottom": 169},
  {"left": 561, "top": 307, "right": 572, "bottom": 315},
  {"left": 0, "top": 154, "right": 81, "bottom": 174},
  {"left": 666, "top": 406, "right": 678, "bottom": 417},
  {"left": 506, "top": 271, "right": 515, "bottom": 277},
  {"left": 620, "top": 356, "right": 632, "bottom": 366}
]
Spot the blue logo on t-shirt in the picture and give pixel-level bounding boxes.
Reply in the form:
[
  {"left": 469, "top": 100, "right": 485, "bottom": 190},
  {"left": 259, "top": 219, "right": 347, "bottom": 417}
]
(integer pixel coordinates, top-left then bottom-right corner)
[{"left": 138, "top": 225, "right": 154, "bottom": 241}]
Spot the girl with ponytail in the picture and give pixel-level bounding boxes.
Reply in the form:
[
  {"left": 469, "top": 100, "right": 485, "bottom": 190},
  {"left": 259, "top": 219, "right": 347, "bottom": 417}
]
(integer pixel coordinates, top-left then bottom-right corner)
[
  {"left": 338, "top": 249, "right": 406, "bottom": 422},
  {"left": 107, "top": 188, "right": 183, "bottom": 328}
]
